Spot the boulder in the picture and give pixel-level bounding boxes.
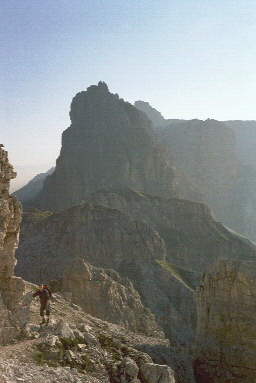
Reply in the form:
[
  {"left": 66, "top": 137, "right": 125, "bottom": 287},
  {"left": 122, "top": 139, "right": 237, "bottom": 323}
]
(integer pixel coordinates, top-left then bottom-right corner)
[{"left": 140, "top": 362, "right": 176, "bottom": 383}]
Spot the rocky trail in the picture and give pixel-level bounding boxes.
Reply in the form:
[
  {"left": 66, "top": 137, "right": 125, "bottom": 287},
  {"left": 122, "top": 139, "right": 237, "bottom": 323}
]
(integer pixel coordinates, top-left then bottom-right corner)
[{"left": 0, "top": 283, "right": 177, "bottom": 383}]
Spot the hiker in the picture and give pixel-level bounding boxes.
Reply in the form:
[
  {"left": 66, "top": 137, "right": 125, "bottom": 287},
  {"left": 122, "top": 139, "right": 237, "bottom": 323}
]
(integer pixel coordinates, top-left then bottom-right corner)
[{"left": 33, "top": 284, "right": 52, "bottom": 324}]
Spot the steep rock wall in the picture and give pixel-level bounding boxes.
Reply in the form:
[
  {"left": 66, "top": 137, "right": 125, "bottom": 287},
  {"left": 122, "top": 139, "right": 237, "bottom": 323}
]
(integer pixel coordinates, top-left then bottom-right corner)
[
  {"left": 16, "top": 201, "right": 195, "bottom": 346},
  {"left": 16, "top": 189, "right": 256, "bottom": 347},
  {"left": 86, "top": 189, "right": 256, "bottom": 272},
  {"left": 195, "top": 260, "right": 256, "bottom": 382},
  {"left": 136, "top": 103, "right": 256, "bottom": 242},
  {"left": 156, "top": 119, "right": 239, "bottom": 222},
  {"left": 0, "top": 146, "right": 26, "bottom": 344}
]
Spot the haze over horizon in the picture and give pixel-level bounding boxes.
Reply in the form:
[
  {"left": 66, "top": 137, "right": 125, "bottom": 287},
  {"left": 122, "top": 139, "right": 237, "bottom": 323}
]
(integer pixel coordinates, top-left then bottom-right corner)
[{"left": 1, "top": 0, "right": 256, "bottom": 190}]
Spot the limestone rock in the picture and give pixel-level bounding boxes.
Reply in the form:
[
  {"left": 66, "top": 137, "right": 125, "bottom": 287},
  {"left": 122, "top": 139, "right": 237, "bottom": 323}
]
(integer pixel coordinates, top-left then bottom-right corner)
[
  {"left": 55, "top": 319, "right": 75, "bottom": 341},
  {"left": 17, "top": 202, "right": 167, "bottom": 279},
  {"left": 140, "top": 362, "right": 176, "bottom": 383},
  {"left": 36, "top": 82, "right": 177, "bottom": 211},
  {"left": 61, "top": 258, "right": 163, "bottom": 337},
  {"left": 16, "top": 201, "right": 194, "bottom": 345},
  {"left": 195, "top": 259, "right": 256, "bottom": 382},
  {"left": 86, "top": 189, "right": 256, "bottom": 272},
  {"left": 0, "top": 145, "right": 27, "bottom": 344},
  {"left": 16, "top": 188, "right": 256, "bottom": 348}
]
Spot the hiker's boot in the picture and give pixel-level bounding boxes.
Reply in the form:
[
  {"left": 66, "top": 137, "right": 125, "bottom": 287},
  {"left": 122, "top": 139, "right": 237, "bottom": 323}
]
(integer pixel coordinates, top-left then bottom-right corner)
[{"left": 46, "top": 316, "right": 50, "bottom": 325}]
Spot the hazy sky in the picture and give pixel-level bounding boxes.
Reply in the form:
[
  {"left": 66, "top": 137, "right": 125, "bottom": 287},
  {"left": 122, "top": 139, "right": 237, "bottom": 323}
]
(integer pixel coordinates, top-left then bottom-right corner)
[{"left": 1, "top": 0, "right": 256, "bottom": 190}]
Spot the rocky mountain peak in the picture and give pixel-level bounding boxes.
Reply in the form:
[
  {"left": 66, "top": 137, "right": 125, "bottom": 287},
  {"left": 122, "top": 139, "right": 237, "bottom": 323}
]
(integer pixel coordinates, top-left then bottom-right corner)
[{"left": 37, "top": 83, "right": 177, "bottom": 210}]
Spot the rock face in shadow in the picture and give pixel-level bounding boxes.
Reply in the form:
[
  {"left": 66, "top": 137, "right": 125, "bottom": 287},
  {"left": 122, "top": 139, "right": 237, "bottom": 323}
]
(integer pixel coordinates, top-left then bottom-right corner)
[
  {"left": 0, "top": 146, "right": 27, "bottom": 344},
  {"left": 223, "top": 165, "right": 256, "bottom": 242},
  {"left": 195, "top": 260, "right": 256, "bottom": 383},
  {"left": 86, "top": 189, "right": 256, "bottom": 272},
  {"left": 36, "top": 82, "right": 177, "bottom": 211},
  {"left": 156, "top": 119, "right": 239, "bottom": 221},
  {"left": 224, "top": 120, "right": 256, "bottom": 167},
  {"left": 137, "top": 103, "right": 256, "bottom": 242},
  {"left": 160, "top": 118, "right": 256, "bottom": 242}
]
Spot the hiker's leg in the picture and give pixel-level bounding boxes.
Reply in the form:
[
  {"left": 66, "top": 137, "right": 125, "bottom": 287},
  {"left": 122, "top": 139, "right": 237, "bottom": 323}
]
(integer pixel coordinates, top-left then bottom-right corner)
[
  {"left": 40, "top": 303, "right": 46, "bottom": 323},
  {"left": 45, "top": 301, "right": 51, "bottom": 324}
]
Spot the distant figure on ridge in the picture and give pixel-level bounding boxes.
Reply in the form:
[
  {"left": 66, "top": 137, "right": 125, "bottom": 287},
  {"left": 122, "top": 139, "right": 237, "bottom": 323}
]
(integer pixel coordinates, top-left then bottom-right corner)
[{"left": 33, "top": 284, "right": 52, "bottom": 325}]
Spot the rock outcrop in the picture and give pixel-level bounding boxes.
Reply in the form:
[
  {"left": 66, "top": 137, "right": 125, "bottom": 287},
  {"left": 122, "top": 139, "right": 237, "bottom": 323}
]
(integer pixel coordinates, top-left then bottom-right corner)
[
  {"left": 0, "top": 145, "right": 27, "bottom": 344},
  {"left": 36, "top": 82, "right": 177, "bottom": 211},
  {"left": 194, "top": 259, "right": 256, "bottom": 382},
  {"left": 60, "top": 258, "right": 164, "bottom": 338}
]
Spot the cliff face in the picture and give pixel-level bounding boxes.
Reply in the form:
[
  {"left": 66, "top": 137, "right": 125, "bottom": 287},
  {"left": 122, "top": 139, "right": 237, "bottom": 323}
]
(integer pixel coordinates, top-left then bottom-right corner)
[
  {"left": 37, "top": 82, "right": 177, "bottom": 211},
  {"left": 195, "top": 260, "right": 256, "bottom": 382},
  {"left": 0, "top": 146, "right": 27, "bottom": 344},
  {"left": 16, "top": 188, "right": 256, "bottom": 351},
  {"left": 60, "top": 258, "right": 164, "bottom": 338},
  {"left": 224, "top": 120, "right": 256, "bottom": 167},
  {"left": 85, "top": 189, "right": 256, "bottom": 272},
  {"left": 16, "top": 199, "right": 197, "bottom": 347},
  {"left": 157, "top": 119, "right": 239, "bottom": 221},
  {"left": 223, "top": 121, "right": 256, "bottom": 241},
  {"left": 136, "top": 104, "right": 256, "bottom": 242}
]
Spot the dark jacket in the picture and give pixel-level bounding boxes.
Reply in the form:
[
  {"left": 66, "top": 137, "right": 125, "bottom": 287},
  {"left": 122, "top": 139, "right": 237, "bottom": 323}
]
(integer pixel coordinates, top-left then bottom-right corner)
[{"left": 33, "top": 287, "right": 52, "bottom": 304}]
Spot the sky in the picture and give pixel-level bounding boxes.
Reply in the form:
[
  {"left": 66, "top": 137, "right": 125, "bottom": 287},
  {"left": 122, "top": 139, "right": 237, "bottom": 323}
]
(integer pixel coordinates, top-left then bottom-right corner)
[{"left": 1, "top": 0, "right": 256, "bottom": 190}]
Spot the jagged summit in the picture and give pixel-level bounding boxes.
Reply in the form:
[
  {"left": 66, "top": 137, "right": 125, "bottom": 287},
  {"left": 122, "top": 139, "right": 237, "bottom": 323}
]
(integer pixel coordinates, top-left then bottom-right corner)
[
  {"left": 97, "top": 80, "right": 109, "bottom": 89},
  {"left": 36, "top": 83, "right": 177, "bottom": 210}
]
